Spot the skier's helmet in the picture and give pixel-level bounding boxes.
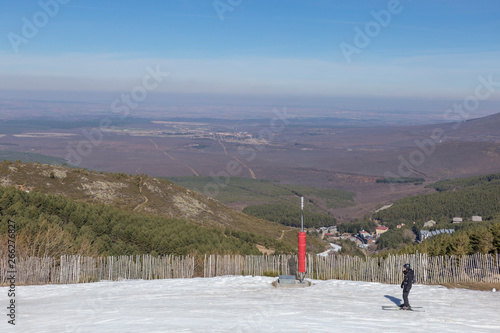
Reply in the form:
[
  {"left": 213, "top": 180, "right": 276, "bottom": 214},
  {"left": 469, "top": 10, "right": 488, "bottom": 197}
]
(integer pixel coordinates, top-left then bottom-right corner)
[{"left": 403, "top": 263, "right": 411, "bottom": 269}]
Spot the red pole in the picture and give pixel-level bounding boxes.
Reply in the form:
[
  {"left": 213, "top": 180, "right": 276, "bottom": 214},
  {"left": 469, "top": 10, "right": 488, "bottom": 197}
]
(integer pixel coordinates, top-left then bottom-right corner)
[{"left": 298, "top": 231, "right": 306, "bottom": 273}]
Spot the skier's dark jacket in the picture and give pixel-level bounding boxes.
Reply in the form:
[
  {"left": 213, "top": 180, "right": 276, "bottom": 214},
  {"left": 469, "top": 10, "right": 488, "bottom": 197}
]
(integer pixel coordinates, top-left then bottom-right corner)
[{"left": 401, "top": 268, "right": 415, "bottom": 290}]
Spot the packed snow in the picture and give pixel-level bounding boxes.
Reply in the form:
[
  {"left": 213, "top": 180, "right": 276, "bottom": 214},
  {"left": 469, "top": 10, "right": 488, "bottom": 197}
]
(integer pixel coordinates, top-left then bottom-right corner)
[
  {"left": 2, "top": 276, "right": 499, "bottom": 332},
  {"left": 317, "top": 243, "right": 342, "bottom": 256}
]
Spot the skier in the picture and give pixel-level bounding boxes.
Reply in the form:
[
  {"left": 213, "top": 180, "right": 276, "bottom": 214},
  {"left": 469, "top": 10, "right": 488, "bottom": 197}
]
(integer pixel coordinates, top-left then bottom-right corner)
[{"left": 400, "top": 263, "right": 415, "bottom": 310}]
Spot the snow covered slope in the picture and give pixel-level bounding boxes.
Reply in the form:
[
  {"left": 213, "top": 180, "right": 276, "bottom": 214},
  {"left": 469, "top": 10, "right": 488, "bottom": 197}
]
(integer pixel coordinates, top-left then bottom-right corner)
[{"left": 2, "top": 276, "right": 499, "bottom": 332}]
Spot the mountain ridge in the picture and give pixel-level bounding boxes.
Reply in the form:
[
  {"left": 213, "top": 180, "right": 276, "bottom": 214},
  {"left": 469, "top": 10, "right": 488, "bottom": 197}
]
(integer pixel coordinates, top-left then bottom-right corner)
[{"left": 0, "top": 161, "right": 324, "bottom": 253}]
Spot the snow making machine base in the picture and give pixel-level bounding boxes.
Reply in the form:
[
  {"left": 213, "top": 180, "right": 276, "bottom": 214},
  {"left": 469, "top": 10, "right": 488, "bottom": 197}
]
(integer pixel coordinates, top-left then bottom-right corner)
[{"left": 272, "top": 275, "right": 311, "bottom": 288}]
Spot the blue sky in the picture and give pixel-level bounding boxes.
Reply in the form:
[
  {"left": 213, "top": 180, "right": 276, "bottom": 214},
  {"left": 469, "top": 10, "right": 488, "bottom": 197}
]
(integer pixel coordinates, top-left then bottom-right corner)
[{"left": 0, "top": 0, "right": 499, "bottom": 113}]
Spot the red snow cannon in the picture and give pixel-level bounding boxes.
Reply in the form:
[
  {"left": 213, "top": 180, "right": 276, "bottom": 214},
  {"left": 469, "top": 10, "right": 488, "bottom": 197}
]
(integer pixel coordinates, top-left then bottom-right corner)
[{"left": 298, "top": 231, "right": 306, "bottom": 273}]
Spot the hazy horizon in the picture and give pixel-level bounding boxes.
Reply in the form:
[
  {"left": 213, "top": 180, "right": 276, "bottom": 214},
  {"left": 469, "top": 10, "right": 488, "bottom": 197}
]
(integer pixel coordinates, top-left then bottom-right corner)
[{"left": 1, "top": 0, "right": 499, "bottom": 120}]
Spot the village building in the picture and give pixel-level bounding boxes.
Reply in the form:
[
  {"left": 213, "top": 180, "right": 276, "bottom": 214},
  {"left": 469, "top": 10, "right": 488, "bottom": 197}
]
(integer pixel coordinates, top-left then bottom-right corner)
[
  {"left": 327, "top": 226, "right": 338, "bottom": 235},
  {"left": 419, "top": 229, "right": 455, "bottom": 242},
  {"left": 424, "top": 220, "right": 437, "bottom": 228},
  {"left": 358, "top": 230, "right": 371, "bottom": 238},
  {"left": 348, "top": 236, "right": 363, "bottom": 246},
  {"left": 365, "top": 237, "right": 374, "bottom": 244},
  {"left": 375, "top": 226, "right": 389, "bottom": 236}
]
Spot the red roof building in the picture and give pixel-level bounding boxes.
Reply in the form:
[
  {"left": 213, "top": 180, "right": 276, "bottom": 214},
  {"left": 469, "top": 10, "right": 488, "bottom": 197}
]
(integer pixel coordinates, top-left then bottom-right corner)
[{"left": 375, "top": 226, "right": 389, "bottom": 236}]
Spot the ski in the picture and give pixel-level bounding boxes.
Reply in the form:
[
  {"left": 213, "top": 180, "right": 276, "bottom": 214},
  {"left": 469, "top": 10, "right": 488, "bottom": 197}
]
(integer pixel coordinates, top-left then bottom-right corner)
[
  {"left": 382, "top": 306, "right": 424, "bottom": 312},
  {"left": 382, "top": 306, "right": 423, "bottom": 308}
]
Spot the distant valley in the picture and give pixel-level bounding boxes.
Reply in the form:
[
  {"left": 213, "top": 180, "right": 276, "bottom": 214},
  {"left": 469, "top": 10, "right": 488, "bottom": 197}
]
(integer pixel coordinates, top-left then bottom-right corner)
[{"left": 0, "top": 111, "right": 499, "bottom": 220}]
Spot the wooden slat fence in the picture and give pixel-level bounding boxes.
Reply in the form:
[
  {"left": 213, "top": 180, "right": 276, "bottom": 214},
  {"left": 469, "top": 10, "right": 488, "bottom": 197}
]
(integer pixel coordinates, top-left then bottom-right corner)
[
  {"left": 1, "top": 253, "right": 499, "bottom": 285},
  {"left": 0, "top": 254, "right": 195, "bottom": 285}
]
